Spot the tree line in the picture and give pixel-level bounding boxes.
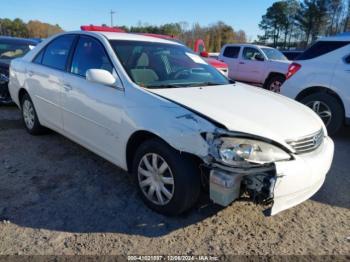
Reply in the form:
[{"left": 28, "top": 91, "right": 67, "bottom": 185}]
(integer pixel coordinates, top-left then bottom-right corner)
[
  {"left": 0, "top": 18, "right": 63, "bottom": 38},
  {"left": 117, "top": 21, "right": 247, "bottom": 52},
  {"left": 258, "top": 0, "right": 350, "bottom": 49}
]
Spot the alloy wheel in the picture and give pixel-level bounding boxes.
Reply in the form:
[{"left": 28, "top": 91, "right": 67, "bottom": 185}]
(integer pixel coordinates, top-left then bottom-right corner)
[
  {"left": 306, "top": 100, "right": 332, "bottom": 126},
  {"left": 22, "top": 100, "right": 35, "bottom": 129},
  {"left": 137, "top": 153, "right": 175, "bottom": 206}
]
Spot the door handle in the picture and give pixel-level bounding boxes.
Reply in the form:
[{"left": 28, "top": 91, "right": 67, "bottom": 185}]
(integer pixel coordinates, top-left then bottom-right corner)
[
  {"left": 239, "top": 62, "right": 245, "bottom": 65},
  {"left": 28, "top": 70, "right": 34, "bottom": 77}
]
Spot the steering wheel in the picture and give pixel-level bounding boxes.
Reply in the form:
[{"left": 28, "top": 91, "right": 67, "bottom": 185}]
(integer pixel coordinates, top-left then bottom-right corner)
[{"left": 173, "top": 68, "right": 191, "bottom": 79}]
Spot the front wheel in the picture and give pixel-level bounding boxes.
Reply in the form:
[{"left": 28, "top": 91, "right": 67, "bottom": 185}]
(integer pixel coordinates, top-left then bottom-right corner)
[
  {"left": 301, "top": 93, "right": 344, "bottom": 135},
  {"left": 132, "top": 138, "right": 201, "bottom": 216}
]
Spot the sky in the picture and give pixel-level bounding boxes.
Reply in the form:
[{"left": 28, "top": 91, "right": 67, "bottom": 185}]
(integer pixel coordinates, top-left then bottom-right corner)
[{"left": 1, "top": 0, "right": 277, "bottom": 40}]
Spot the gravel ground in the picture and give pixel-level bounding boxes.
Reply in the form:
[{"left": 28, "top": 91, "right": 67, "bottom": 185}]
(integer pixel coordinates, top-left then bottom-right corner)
[{"left": 0, "top": 105, "right": 349, "bottom": 256}]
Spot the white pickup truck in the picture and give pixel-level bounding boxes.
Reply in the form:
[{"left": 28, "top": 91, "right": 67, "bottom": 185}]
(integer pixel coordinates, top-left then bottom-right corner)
[{"left": 218, "top": 44, "right": 291, "bottom": 92}]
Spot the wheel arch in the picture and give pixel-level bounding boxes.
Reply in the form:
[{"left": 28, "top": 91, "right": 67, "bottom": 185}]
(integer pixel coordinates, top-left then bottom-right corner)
[
  {"left": 18, "top": 88, "right": 29, "bottom": 107},
  {"left": 125, "top": 130, "right": 203, "bottom": 173},
  {"left": 295, "top": 86, "right": 345, "bottom": 116},
  {"left": 263, "top": 72, "right": 286, "bottom": 89}
]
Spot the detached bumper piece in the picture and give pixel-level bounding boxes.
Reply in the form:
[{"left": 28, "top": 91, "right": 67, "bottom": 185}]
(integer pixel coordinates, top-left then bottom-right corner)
[{"left": 209, "top": 168, "right": 276, "bottom": 214}]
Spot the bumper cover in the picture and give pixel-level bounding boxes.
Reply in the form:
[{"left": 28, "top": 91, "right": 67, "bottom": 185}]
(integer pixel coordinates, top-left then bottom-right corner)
[{"left": 270, "top": 137, "right": 334, "bottom": 215}]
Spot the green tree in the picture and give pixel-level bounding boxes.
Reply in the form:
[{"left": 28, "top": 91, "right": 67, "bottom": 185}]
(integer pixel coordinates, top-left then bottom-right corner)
[
  {"left": 259, "top": 1, "right": 289, "bottom": 47},
  {"left": 296, "top": 0, "right": 329, "bottom": 45}
]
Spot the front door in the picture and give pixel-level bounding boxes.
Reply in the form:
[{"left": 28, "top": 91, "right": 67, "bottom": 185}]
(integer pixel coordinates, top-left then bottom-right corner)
[
  {"left": 61, "top": 35, "right": 126, "bottom": 165},
  {"left": 237, "top": 47, "right": 265, "bottom": 83}
]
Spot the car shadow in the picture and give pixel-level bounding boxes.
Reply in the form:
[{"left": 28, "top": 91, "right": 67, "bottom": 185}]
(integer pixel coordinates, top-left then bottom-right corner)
[
  {"left": 0, "top": 121, "right": 223, "bottom": 237},
  {"left": 311, "top": 126, "right": 350, "bottom": 209}
]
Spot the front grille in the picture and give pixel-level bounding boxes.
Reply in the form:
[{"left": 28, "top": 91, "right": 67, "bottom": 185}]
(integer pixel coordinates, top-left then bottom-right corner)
[{"left": 286, "top": 129, "right": 324, "bottom": 154}]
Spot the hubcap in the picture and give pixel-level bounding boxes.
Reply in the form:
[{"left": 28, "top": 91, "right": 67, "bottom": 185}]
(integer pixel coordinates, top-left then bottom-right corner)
[
  {"left": 22, "top": 100, "right": 35, "bottom": 129},
  {"left": 138, "top": 153, "right": 175, "bottom": 206},
  {"left": 269, "top": 80, "right": 282, "bottom": 93},
  {"left": 306, "top": 100, "right": 332, "bottom": 126}
]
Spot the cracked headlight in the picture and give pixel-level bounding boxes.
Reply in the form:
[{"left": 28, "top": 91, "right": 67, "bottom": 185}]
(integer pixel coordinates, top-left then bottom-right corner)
[{"left": 215, "top": 137, "right": 291, "bottom": 167}]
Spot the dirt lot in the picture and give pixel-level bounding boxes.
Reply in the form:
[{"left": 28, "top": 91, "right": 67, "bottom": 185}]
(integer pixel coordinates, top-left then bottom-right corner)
[{"left": 0, "top": 105, "right": 349, "bottom": 256}]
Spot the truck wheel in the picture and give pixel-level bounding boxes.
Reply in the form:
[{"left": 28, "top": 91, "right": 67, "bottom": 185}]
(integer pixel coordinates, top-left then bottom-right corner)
[
  {"left": 266, "top": 75, "right": 285, "bottom": 93},
  {"left": 21, "top": 93, "right": 47, "bottom": 135},
  {"left": 132, "top": 138, "right": 201, "bottom": 216},
  {"left": 301, "top": 93, "right": 344, "bottom": 135}
]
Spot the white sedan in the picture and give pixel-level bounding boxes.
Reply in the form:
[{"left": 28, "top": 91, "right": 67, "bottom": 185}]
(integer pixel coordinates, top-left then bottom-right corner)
[{"left": 9, "top": 31, "right": 334, "bottom": 216}]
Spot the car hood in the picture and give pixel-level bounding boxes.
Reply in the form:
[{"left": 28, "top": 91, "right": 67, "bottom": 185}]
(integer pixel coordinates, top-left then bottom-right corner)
[{"left": 149, "top": 83, "right": 324, "bottom": 148}]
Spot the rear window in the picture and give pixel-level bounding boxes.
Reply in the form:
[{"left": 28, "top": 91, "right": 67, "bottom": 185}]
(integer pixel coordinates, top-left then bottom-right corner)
[
  {"left": 223, "top": 46, "right": 240, "bottom": 58},
  {"left": 297, "top": 41, "right": 350, "bottom": 60}
]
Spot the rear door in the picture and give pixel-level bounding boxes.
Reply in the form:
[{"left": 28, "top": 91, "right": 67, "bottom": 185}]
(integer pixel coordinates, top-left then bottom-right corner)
[
  {"left": 61, "top": 35, "right": 126, "bottom": 165},
  {"left": 237, "top": 47, "right": 265, "bottom": 83},
  {"left": 27, "top": 35, "right": 76, "bottom": 130},
  {"left": 219, "top": 45, "right": 240, "bottom": 80}
]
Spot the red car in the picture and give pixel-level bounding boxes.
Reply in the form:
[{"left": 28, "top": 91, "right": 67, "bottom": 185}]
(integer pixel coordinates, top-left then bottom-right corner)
[{"left": 193, "top": 39, "right": 228, "bottom": 77}]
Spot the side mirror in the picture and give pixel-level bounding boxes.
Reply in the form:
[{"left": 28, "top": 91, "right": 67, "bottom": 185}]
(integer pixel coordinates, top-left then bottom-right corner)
[
  {"left": 200, "top": 51, "right": 209, "bottom": 58},
  {"left": 255, "top": 54, "right": 265, "bottom": 61},
  {"left": 86, "top": 69, "right": 117, "bottom": 87}
]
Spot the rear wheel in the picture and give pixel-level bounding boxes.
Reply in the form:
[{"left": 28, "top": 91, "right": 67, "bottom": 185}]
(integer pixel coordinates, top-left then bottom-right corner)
[
  {"left": 21, "top": 93, "right": 47, "bottom": 135},
  {"left": 301, "top": 92, "right": 344, "bottom": 135},
  {"left": 132, "top": 138, "right": 201, "bottom": 216},
  {"left": 266, "top": 75, "right": 285, "bottom": 93}
]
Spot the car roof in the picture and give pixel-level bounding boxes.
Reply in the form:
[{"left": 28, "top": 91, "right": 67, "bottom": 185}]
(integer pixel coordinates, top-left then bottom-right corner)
[
  {"left": 0, "top": 36, "right": 39, "bottom": 45},
  {"left": 223, "top": 43, "right": 274, "bottom": 49},
  {"left": 77, "top": 31, "right": 183, "bottom": 45},
  {"left": 318, "top": 33, "right": 350, "bottom": 42}
]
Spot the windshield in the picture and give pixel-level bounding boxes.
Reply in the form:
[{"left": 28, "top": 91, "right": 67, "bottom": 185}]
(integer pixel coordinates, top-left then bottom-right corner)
[
  {"left": 109, "top": 40, "right": 229, "bottom": 88},
  {"left": 261, "top": 48, "right": 287, "bottom": 61},
  {"left": 0, "top": 42, "right": 35, "bottom": 60}
]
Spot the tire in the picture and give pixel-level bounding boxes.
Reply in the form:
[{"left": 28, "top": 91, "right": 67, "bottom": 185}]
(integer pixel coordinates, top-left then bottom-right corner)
[
  {"left": 266, "top": 75, "right": 285, "bottom": 93},
  {"left": 132, "top": 138, "right": 201, "bottom": 216},
  {"left": 20, "top": 93, "right": 47, "bottom": 135},
  {"left": 301, "top": 92, "right": 344, "bottom": 135}
]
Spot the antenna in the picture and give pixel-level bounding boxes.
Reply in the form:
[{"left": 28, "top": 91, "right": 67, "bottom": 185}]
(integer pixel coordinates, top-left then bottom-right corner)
[{"left": 110, "top": 10, "right": 116, "bottom": 27}]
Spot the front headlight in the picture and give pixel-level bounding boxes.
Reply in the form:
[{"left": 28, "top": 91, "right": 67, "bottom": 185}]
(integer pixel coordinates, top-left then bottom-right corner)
[{"left": 214, "top": 137, "right": 291, "bottom": 167}]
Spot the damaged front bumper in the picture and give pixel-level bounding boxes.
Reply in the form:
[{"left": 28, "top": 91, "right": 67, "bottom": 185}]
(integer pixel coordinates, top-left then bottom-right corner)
[{"left": 208, "top": 136, "right": 334, "bottom": 216}]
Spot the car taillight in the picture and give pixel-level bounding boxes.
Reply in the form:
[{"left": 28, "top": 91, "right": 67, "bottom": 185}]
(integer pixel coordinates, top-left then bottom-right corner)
[{"left": 286, "top": 63, "right": 301, "bottom": 80}]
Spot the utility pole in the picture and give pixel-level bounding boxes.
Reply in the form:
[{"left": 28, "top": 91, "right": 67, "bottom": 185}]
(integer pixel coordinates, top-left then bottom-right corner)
[{"left": 110, "top": 10, "right": 115, "bottom": 27}]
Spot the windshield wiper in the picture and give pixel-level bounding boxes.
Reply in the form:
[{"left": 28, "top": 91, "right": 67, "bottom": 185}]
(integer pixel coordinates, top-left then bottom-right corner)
[
  {"left": 146, "top": 84, "right": 187, "bottom": 89},
  {"left": 186, "top": 82, "right": 227, "bottom": 87}
]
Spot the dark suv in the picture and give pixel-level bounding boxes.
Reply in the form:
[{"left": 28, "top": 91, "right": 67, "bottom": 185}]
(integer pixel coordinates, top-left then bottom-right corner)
[{"left": 0, "top": 37, "right": 40, "bottom": 104}]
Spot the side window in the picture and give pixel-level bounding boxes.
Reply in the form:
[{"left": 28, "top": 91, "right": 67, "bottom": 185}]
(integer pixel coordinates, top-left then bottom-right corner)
[
  {"left": 41, "top": 35, "right": 75, "bottom": 70},
  {"left": 223, "top": 46, "right": 240, "bottom": 58},
  {"left": 345, "top": 55, "right": 350, "bottom": 64},
  {"left": 243, "top": 47, "right": 263, "bottom": 61},
  {"left": 33, "top": 49, "right": 44, "bottom": 64},
  {"left": 297, "top": 41, "right": 350, "bottom": 60},
  {"left": 70, "top": 36, "right": 113, "bottom": 77}
]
